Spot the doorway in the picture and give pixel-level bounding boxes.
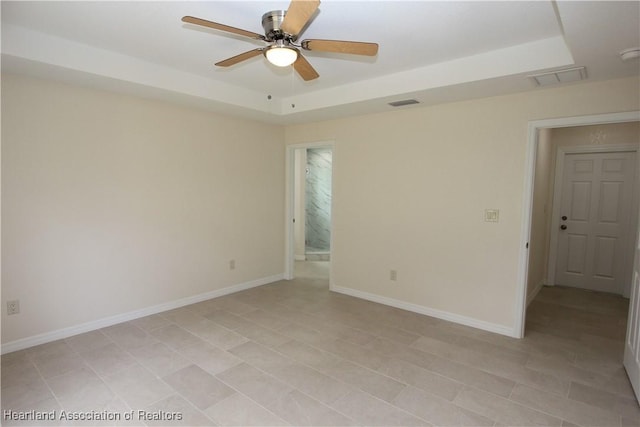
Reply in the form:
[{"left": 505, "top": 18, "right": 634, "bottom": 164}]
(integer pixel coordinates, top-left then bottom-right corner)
[
  {"left": 285, "top": 142, "right": 334, "bottom": 281},
  {"left": 515, "top": 112, "right": 640, "bottom": 338}
]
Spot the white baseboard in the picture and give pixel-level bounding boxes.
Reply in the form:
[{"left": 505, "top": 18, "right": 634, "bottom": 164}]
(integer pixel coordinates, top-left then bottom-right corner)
[
  {"left": 526, "top": 280, "right": 545, "bottom": 307},
  {"left": 294, "top": 255, "right": 306, "bottom": 261},
  {"left": 330, "top": 284, "right": 516, "bottom": 338},
  {"left": 1, "top": 274, "right": 284, "bottom": 355}
]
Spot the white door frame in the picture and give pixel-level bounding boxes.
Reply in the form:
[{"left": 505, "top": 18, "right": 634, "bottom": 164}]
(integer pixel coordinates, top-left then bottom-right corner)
[
  {"left": 514, "top": 111, "right": 640, "bottom": 338},
  {"left": 547, "top": 144, "right": 639, "bottom": 297},
  {"left": 284, "top": 141, "right": 335, "bottom": 280}
]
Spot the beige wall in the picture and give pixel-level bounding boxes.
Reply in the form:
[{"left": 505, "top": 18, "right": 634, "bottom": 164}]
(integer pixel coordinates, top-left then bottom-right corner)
[
  {"left": 3, "top": 72, "right": 638, "bottom": 346},
  {"left": 527, "top": 128, "right": 553, "bottom": 303},
  {"left": 1, "top": 74, "right": 285, "bottom": 345},
  {"left": 286, "top": 76, "right": 640, "bottom": 333}
]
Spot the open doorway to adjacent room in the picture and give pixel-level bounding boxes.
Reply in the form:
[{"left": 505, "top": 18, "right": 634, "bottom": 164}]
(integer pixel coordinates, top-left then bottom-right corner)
[{"left": 286, "top": 142, "right": 334, "bottom": 282}]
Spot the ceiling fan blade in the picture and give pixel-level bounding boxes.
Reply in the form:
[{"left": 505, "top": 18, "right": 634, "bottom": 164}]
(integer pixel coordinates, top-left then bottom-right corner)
[
  {"left": 302, "top": 39, "right": 378, "bottom": 56},
  {"left": 281, "top": 0, "right": 320, "bottom": 36},
  {"left": 293, "top": 54, "right": 319, "bottom": 81},
  {"left": 182, "top": 16, "right": 265, "bottom": 40},
  {"left": 215, "top": 49, "right": 264, "bottom": 67}
]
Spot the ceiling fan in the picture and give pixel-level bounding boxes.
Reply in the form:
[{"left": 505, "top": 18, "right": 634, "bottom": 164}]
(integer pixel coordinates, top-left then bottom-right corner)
[{"left": 181, "top": 0, "right": 378, "bottom": 81}]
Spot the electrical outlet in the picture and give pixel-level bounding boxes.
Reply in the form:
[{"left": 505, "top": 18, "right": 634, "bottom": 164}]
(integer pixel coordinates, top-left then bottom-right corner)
[
  {"left": 7, "top": 300, "right": 20, "bottom": 316},
  {"left": 229, "top": 259, "right": 236, "bottom": 270},
  {"left": 390, "top": 270, "right": 397, "bottom": 281},
  {"left": 485, "top": 209, "right": 500, "bottom": 222}
]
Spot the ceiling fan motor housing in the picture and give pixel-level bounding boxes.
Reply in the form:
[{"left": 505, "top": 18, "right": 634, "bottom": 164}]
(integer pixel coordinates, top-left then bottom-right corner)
[{"left": 262, "top": 10, "right": 292, "bottom": 41}]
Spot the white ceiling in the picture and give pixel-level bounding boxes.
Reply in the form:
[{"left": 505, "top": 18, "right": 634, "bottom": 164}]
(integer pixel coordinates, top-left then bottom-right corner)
[{"left": 2, "top": 1, "right": 639, "bottom": 124}]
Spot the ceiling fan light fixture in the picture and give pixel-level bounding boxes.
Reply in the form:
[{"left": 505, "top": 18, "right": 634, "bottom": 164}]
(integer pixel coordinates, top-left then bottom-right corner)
[{"left": 265, "top": 43, "right": 299, "bottom": 67}]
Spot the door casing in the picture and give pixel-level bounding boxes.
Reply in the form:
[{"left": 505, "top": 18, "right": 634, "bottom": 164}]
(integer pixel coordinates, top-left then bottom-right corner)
[{"left": 515, "top": 111, "right": 640, "bottom": 339}]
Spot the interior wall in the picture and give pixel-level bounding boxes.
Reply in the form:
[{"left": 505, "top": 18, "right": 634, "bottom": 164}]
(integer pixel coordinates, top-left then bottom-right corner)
[
  {"left": 1, "top": 73, "right": 285, "bottom": 345},
  {"left": 527, "top": 128, "right": 553, "bottom": 304},
  {"left": 285, "top": 76, "right": 640, "bottom": 334}
]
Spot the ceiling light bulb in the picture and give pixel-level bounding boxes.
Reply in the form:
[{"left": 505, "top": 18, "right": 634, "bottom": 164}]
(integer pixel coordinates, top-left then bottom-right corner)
[{"left": 265, "top": 46, "right": 298, "bottom": 67}]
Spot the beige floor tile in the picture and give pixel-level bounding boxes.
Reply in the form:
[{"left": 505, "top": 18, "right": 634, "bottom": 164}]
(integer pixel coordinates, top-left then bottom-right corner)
[
  {"left": 312, "top": 322, "right": 378, "bottom": 346},
  {"left": 268, "top": 389, "right": 356, "bottom": 426},
  {"left": 320, "top": 338, "right": 390, "bottom": 370},
  {"left": 526, "top": 355, "right": 613, "bottom": 390},
  {"left": 143, "top": 394, "right": 213, "bottom": 426},
  {"left": 196, "top": 296, "right": 258, "bottom": 316},
  {"left": 128, "top": 341, "right": 191, "bottom": 376},
  {"left": 161, "top": 307, "right": 205, "bottom": 327},
  {"left": 1, "top": 377, "right": 56, "bottom": 411},
  {"left": 65, "top": 330, "right": 113, "bottom": 353},
  {"left": 130, "top": 314, "right": 171, "bottom": 331},
  {"left": 2, "top": 396, "right": 62, "bottom": 427},
  {"left": 275, "top": 339, "right": 345, "bottom": 372},
  {"left": 473, "top": 355, "right": 571, "bottom": 396},
  {"left": 622, "top": 416, "right": 640, "bottom": 426},
  {"left": 181, "top": 318, "right": 248, "bottom": 350},
  {"left": 79, "top": 343, "right": 137, "bottom": 376},
  {"left": 26, "top": 340, "right": 75, "bottom": 361},
  {"left": 363, "top": 337, "right": 437, "bottom": 370},
  {"left": 33, "top": 352, "right": 88, "bottom": 379},
  {"left": 228, "top": 340, "right": 292, "bottom": 371},
  {"left": 2, "top": 266, "right": 633, "bottom": 427},
  {"left": 204, "top": 392, "right": 289, "bottom": 426},
  {"left": 163, "top": 365, "right": 235, "bottom": 410},
  {"left": 233, "top": 322, "right": 293, "bottom": 348},
  {"left": 215, "top": 363, "right": 293, "bottom": 408},
  {"left": 148, "top": 324, "right": 204, "bottom": 350},
  {"left": 103, "top": 364, "right": 173, "bottom": 409},
  {"left": 377, "top": 357, "right": 463, "bottom": 401},
  {"left": 427, "top": 355, "right": 515, "bottom": 397},
  {"left": 322, "top": 359, "right": 406, "bottom": 402},
  {"left": 269, "top": 362, "right": 355, "bottom": 405},
  {"left": 330, "top": 389, "right": 427, "bottom": 426},
  {"left": 454, "top": 386, "right": 562, "bottom": 426},
  {"left": 45, "top": 366, "right": 115, "bottom": 412},
  {"left": 203, "top": 310, "right": 255, "bottom": 330},
  {"left": 393, "top": 385, "right": 493, "bottom": 426},
  {"left": 276, "top": 322, "right": 334, "bottom": 348},
  {"left": 241, "top": 309, "right": 291, "bottom": 330},
  {"left": 175, "top": 340, "right": 242, "bottom": 375},
  {"left": 101, "top": 322, "right": 158, "bottom": 350},
  {"left": 1, "top": 357, "right": 42, "bottom": 389},
  {"left": 568, "top": 382, "right": 640, "bottom": 421},
  {"left": 510, "top": 383, "right": 621, "bottom": 427}
]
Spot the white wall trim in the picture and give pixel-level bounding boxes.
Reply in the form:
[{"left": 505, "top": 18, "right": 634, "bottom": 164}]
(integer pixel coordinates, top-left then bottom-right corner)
[
  {"left": 1, "top": 273, "right": 284, "bottom": 355},
  {"left": 515, "top": 111, "right": 640, "bottom": 339},
  {"left": 331, "top": 284, "right": 516, "bottom": 338}
]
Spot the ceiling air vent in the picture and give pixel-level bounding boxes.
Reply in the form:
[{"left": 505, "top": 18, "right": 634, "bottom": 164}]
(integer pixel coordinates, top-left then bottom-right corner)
[
  {"left": 388, "top": 99, "right": 420, "bottom": 107},
  {"left": 529, "top": 66, "right": 587, "bottom": 87}
]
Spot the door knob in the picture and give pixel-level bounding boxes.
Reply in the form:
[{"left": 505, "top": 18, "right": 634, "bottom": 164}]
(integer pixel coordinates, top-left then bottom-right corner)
[
  {"left": 561, "top": 216, "right": 567, "bottom": 221},
  {"left": 560, "top": 225, "right": 567, "bottom": 230}
]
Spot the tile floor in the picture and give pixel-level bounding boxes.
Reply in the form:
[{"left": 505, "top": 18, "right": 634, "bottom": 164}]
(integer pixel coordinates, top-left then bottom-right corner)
[{"left": 1, "top": 262, "right": 638, "bottom": 426}]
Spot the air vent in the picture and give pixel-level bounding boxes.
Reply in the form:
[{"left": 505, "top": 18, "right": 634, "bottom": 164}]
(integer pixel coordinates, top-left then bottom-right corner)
[
  {"left": 388, "top": 99, "right": 420, "bottom": 107},
  {"left": 529, "top": 67, "right": 587, "bottom": 87}
]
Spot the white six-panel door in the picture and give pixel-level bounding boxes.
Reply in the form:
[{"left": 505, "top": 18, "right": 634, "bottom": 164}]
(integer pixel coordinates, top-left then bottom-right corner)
[{"left": 554, "top": 151, "right": 636, "bottom": 294}]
